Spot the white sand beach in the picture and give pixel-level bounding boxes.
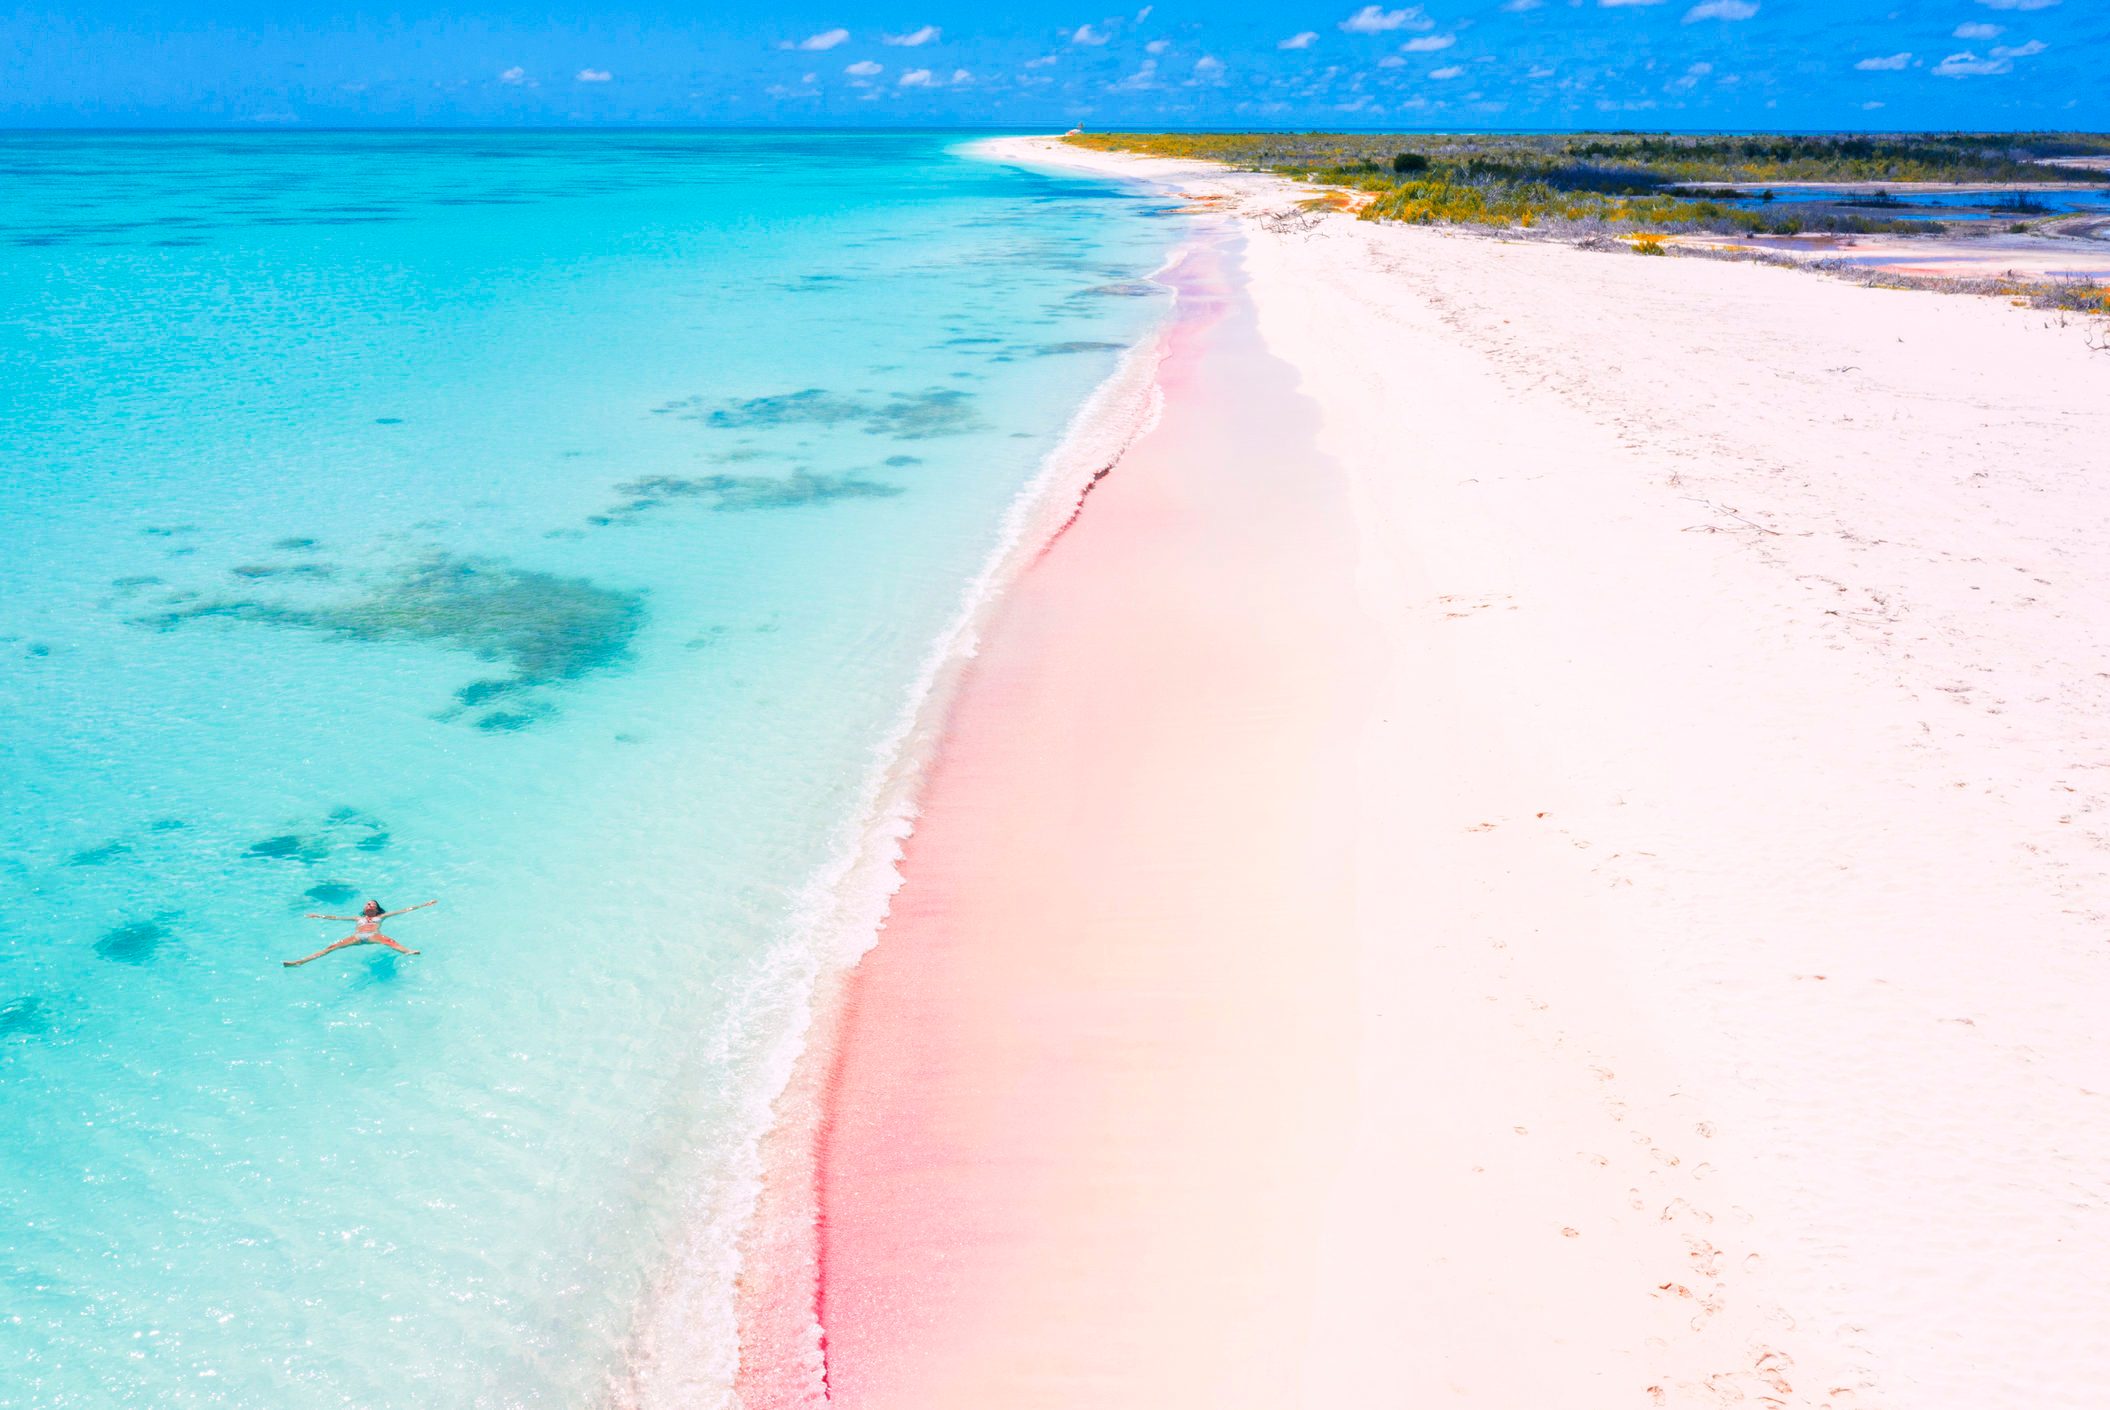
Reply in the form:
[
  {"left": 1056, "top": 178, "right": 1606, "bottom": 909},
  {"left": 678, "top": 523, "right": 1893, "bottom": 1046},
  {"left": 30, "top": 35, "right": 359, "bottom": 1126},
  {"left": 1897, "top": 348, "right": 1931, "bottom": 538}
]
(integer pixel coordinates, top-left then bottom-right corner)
[
  {"left": 745, "top": 136, "right": 2110, "bottom": 1408},
  {"left": 1209, "top": 147, "right": 2110, "bottom": 1408}
]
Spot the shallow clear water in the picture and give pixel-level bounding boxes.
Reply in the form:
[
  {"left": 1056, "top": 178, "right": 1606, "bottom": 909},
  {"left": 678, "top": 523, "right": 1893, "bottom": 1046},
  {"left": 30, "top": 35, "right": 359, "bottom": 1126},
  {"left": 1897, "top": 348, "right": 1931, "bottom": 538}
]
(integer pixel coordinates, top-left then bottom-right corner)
[{"left": 0, "top": 131, "right": 1171, "bottom": 1408}]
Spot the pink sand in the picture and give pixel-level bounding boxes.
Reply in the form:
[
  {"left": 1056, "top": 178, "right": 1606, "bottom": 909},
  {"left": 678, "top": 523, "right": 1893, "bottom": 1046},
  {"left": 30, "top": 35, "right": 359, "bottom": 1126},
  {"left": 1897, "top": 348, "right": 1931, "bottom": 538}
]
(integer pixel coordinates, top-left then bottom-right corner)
[
  {"left": 733, "top": 229, "right": 1367, "bottom": 1407},
  {"left": 726, "top": 137, "right": 2110, "bottom": 1408}
]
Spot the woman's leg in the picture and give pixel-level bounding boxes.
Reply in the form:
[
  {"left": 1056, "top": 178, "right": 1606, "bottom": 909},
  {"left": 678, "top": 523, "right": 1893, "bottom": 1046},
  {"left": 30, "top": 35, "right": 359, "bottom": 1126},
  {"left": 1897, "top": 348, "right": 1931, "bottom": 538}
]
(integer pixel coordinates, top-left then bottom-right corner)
[
  {"left": 284, "top": 935, "right": 362, "bottom": 967},
  {"left": 371, "top": 932, "right": 420, "bottom": 956}
]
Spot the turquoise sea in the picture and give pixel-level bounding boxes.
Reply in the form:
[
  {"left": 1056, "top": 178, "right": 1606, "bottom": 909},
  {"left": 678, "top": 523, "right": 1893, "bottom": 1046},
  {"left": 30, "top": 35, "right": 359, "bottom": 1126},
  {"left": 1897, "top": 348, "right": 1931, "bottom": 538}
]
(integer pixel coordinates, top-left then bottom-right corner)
[{"left": 0, "top": 131, "right": 1172, "bottom": 1408}]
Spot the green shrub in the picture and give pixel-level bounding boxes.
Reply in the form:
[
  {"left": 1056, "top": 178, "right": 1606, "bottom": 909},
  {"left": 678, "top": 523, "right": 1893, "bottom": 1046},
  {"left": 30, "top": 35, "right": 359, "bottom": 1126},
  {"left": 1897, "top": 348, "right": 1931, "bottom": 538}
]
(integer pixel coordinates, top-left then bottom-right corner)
[{"left": 1061, "top": 131, "right": 2110, "bottom": 237}]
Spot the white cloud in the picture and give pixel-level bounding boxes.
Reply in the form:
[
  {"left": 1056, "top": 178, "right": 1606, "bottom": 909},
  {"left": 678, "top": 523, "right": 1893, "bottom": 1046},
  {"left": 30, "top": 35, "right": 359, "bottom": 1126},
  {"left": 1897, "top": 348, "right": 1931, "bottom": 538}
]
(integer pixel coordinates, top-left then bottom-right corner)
[
  {"left": 1402, "top": 34, "right": 1455, "bottom": 50},
  {"left": 498, "top": 65, "right": 527, "bottom": 84},
  {"left": 1933, "top": 40, "right": 2043, "bottom": 75},
  {"left": 1503, "top": 0, "right": 1544, "bottom": 8},
  {"left": 951, "top": 68, "right": 973, "bottom": 83},
  {"left": 1954, "top": 22, "right": 2002, "bottom": 37},
  {"left": 1863, "top": 99, "right": 1885, "bottom": 109},
  {"left": 1378, "top": 54, "right": 1407, "bottom": 66},
  {"left": 1855, "top": 51, "right": 1912, "bottom": 70},
  {"left": 1136, "top": 4, "right": 1153, "bottom": 19},
  {"left": 1669, "top": 60, "right": 1712, "bottom": 89},
  {"left": 1339, "top": 6, "right": 1433, "bottom": 34},
  {"left": 1071, "top": 22, "right": 1110, "bottom": 44},
  {"left": 1683, "top": 0, "right": 1757, "bottom": 19},
  {"left": 1111, "top": 57, "right": 1159, "bottom": 89},
  {"left": 884, "top": 25, "right": 940, "bottom": 45},
  {"left": 576, "top": 68, "right": 612, "bottom": 82},
  {"left": 1146, "top": 38, "right": 1170, "bottom": 53},
  {"left": 1428, "top": 64, "right": 1464, "bottom": 78},
  {"left": 798, "top": 28, "right": 850, "bottom": 50},
  {"left": 1600, "top": 0, "right": 1667, "bottom": 7},
  {"left": 898, "top": 68, "right": 936, "bottom": 86},
  {"left": 1526, "top": 64, "right": 1556, "bottom": 77},
  {"left": 1192, "top": 53, "right": 1226, "bottom": 83},
  {"left": 1026, "top": 54, "right": 1059, "bottom": 67},
  {"left": 844, "top": 59, "right": 883, "bottom": 76},
  {"left": 1280, "top": 30, "right": 1320, "bottom": 48},
  {"left": 1975, "top": 0, "right": 2057, "bottom": 9}
]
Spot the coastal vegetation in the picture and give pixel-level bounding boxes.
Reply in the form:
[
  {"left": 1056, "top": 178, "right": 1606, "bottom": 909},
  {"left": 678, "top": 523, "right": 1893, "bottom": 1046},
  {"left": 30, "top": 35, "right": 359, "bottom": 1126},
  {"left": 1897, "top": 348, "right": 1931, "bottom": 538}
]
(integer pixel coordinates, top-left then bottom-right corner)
[{"left": 1065, "top": 131, "right": 2110, "bottom": 237}]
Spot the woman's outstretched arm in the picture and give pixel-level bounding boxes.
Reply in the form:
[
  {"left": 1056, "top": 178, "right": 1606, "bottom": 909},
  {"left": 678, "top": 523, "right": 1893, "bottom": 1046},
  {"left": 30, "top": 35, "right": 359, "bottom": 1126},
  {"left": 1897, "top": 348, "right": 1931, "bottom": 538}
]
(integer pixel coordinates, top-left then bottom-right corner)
[
  {"left": 303, "top": 913, "right": 355, "bottom": 921},
  {"left": 381, "top": 900, "right": 439, "bottom": 919}
]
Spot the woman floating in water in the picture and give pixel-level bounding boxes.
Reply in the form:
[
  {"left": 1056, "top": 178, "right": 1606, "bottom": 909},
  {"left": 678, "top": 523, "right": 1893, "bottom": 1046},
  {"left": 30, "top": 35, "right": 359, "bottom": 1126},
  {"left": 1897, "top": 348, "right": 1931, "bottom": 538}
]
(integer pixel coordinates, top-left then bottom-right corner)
[{"left": 284, "top": 899, "right": 436, "bottom": 967}]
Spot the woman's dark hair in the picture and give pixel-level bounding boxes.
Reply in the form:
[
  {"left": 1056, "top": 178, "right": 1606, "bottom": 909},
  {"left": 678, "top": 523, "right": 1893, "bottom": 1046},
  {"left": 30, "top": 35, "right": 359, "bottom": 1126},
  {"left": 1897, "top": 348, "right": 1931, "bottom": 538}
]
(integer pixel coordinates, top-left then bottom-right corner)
[{"left": 363, "top": 899, "right": 384, "bottom": 915}]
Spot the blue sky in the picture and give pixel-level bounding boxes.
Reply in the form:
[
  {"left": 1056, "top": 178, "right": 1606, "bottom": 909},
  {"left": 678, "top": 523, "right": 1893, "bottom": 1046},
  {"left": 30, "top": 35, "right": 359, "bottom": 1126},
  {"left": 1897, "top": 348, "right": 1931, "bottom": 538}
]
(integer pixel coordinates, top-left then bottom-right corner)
[{"left": 3, "top": 1, "right": 2103, "bottom": 129}]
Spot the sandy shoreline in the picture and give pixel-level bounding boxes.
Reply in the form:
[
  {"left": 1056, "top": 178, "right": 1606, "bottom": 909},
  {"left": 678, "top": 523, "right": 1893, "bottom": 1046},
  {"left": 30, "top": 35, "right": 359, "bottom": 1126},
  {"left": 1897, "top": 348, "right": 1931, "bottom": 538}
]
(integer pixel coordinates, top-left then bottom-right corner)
[
  {"left": 733, "top": 136, "right": 2110, "bottom": 1407},
  {"left": 615, "top": 212, "right": 1179, "bottom": 1410}
]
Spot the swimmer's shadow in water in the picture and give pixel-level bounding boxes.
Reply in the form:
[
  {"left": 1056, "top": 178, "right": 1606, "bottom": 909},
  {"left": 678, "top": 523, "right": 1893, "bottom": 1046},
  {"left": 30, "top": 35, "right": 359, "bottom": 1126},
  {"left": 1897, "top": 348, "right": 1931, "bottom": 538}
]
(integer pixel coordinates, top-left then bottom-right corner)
[
  {"left": 138, "top": 552, "right": 644, "bottom": 733},
  {"left": 345, "top": 952, "right": 412, "bottom": 988}
]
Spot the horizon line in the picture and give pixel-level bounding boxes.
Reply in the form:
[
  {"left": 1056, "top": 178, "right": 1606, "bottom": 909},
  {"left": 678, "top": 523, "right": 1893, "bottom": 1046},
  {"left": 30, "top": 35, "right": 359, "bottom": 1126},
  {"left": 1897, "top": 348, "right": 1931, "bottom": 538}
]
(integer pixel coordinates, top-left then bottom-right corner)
[{"left": 3, "top": 122, "right": 2106, "bottom": 138}]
